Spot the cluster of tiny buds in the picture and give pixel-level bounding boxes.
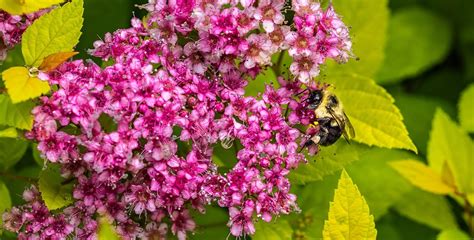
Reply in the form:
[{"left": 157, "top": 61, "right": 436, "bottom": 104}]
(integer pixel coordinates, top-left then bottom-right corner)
[{"left": 1, "top": 0, "right": 352, "bottom": 239}]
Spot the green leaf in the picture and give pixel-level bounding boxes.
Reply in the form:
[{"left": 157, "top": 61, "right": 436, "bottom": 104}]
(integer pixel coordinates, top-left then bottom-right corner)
[
  {"left": 322, "top": 170, "right": 377, "bottom": 240},
  {"left": 0, "top": 180, "right": 12, "bottom": 235},
  {"left": 324, "top": 73, "right": 417, "bottom": 152},
  {"left": 3, "top": 66, "right": 50, "bottom": 103},
  {"left": 253, "top": 219, "right": 293, "bottom": 240},
  {"left": 376, "top": 8, "right": 452, "bottom": 84},
  {"left": 191, "top": 206, "right": 231, "bottom": 240},
  {"left": 346, "top": 148, "right": 415, "bottom": 219},
  {"left": 22, "top": 0, "right": 84, "bottom": 67},
  {"left": 290, "top": 141, "right": 362, "bottom": 184},
  {"left": 38, "top": 164, "right": 73, "bottom": 210},
  {"left": 394, "top": 189, "right": 457, "bottom": 231},
  {"left": 459, "top": 84, "right": 474, "bottom": 132},
  {"left": 0, "top": 45, "right": 23, "bottom": 74},
  {"left": 297, "top": 173, "right": 340, "bottom": 240},
  {"left": 437, "top": 229, "right": 470, "bottom": 240},
  {"left": 0, "top": 94, "right": 34, "bottom": 130},
  {"left": 0, "top": 127, "right": 18, "bottom": 138},
  {"left": 0, "top": 138, "right": 28, "bottom": 171},
  {"left": 32, "top": 144, "right": 45, "bottom": 166},
  {"left": 393, "top": 93, "right": 456, "bottom": 156},
  {"left": 0, "top": 0, "right": 64, "bottom": 15},
  {"left": 328, "top": 0, "right": 389, "bottom": 78},
  {"left": 428, "top": 109, "right": 474, "bottom": 197},
  {"left": 376, "top": 212, "right": 438, "bottom": 240},
  {"left": 97, "top": 217, "right": 120, "bottom": 240},
  {"left": 5, "top": 166, "right": 40, "bottom": 205}
]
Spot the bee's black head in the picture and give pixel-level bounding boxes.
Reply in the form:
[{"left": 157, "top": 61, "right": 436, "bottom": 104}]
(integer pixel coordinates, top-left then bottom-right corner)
[{"left": 307, "top": 90, "right": 323, "bottom": 109}]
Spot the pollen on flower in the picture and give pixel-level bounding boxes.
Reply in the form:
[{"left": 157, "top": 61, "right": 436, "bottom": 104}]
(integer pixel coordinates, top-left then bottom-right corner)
[{"left": 2, "top": 0, "right": 352, "bottom": 239}]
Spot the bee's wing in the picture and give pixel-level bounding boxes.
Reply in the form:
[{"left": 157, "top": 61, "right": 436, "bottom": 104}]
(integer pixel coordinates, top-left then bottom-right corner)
[
  {"left": 343, "top": 112, "right": 356, "bottom": 139},
  {"left": 327, "top": 107, "right": 354, "bottom": 142}
]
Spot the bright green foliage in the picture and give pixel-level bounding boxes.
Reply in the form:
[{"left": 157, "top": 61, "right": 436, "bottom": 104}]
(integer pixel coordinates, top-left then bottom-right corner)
[
  {"left": 376, "top": 8, "right": 452, "bottom": 84},
  {"left": 38, "top": 164, "right": 74, "bottom": 210},
  {"left": 97, "top": 218, "right": 120, "bottom": 240},
  {"left": 0, "top": 94, "right": 34, "bottom": 130},
  {"left": 322, "top": 170, "right": 377, "bottom": 240},
  {"left": 394, "top": 189, "right": 458, "bottom": 231},
  {"left": 253, "top": 219, "right": 293, "bottom": 240},
  {"left": 289, "top": 141, "right": 361, "bottom": 184},
  {"left": 437, "top": 229, "right": 470, "bottom": 240},
  {"left": 0, "top": 0, "right": 64, "bottom": 15},
  {"left": 2, "top": 66, "right": 50, "bottom": 103},
  {"left": 329, "top": 0, "right": 389, "bottom": 78},
  {"left": 0, "top": 180, "right": 11, "bottom": 235},
  {"left": 324, "top": 74, "right": 416, "bottom": 152},
  {"left": 0, "top": 138, "right": 28, "bottom": 171},
  {"left": 393, "top": 94, "right": 456, "bottom": 156},
  {"left": 458, "top": 84, "right": 474, "bottom": 132},
  {"left": 0, "top": 128, "right": 17, "bottom": 138},
  {"left": 21, "top": 0, "right": 84, "bottom": 67},
  {"left": 428, "top": 109, "right": 473, "bottom": 198}
]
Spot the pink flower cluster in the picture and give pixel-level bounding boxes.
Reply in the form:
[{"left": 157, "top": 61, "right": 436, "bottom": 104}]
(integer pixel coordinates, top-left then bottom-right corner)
[
  {"left": 0, "top": 9, "right": 48, "bottom": 60},
  {"left": 2, "top": 0, "right": 351, "bottom": 239}
]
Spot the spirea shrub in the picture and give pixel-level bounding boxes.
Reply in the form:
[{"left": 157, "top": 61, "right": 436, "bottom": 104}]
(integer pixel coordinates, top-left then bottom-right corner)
[{"left": 1, "top": 0, "right": 352, "bottom": 239}]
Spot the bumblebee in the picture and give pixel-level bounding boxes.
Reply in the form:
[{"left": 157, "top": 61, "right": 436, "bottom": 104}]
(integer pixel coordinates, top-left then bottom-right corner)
[{"left": 303, "top": 88, "right": 355, "bottom": 148}]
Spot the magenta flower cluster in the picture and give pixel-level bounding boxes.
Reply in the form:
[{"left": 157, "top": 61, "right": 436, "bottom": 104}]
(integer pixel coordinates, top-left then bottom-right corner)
[
  {"left": 2, "top": 0, "right": 351, "bottom": 239},
  {"left": 0, "top": 9, "right": 48, "bottom": 60}
]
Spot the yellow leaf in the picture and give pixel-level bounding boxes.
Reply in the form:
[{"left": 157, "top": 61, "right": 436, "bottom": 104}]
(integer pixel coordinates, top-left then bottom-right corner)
[
  {"left": 0, "top": 0, "right": 64, "bottom": 15},
  {"left": 390, "top": 160, "right": 455, "bottom": 195},
  {"left": 39, "top": 51, "right": 78, "bottom": 72},
  {"left": 323, "top": 170, "right": 377, "bottom": 240},
  {"left": 2, "top": 66, "right": 50, "bottom": 103}
]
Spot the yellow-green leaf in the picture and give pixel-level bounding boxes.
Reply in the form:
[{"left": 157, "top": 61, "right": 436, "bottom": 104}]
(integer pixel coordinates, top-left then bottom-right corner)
[
  {"left": 390, "top": 160, "right": 455, "bottom": 195},
  {"left": 0, "top": 94, "right": 34, "bottom": 130},
  {"left": 324, "top": 73, "right": 416, "bottom": 152},
  {"left": 39, "top": 51, "right": 78, "bottom": 72},
  {"left": 323, "top": 170, "right": 377, "bottom": 240},
  {"left": 0, "top": 127, "right": 18, "bottom": 138},
  {"left": 0, "top": 0, "right": 64, "bottom": 15},
  {"left": 437, "top": 229, "right": 470, "bottom": 240},
  {"left": 98, "top": 217, "right": 120, "bottom": 240},
  {"left": 428, "top": 109, "right": 474, "bottom": 196},
  {"left": 38, "top": 164, "right": 73, "bottom": 210},
  {"left": 22, "top": 0, "right": 84, "bottom": 66},
  {"left": 253, "top": 219, "right": 293, "bottom": 240},
  {"left": 327, "top": 0, "right": 389, "bottom": 78},
  {"left": 3, "top": 66, "right": 50, "bottom": 103},
  {"left": 459, "top": 84, "right": 474, "bottom": 132}
]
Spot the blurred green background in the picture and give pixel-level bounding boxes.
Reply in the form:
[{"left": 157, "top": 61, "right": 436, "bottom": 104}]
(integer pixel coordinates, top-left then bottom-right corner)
[{"left": 1, "top": 0, "right": 473, "bottom": 239}]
